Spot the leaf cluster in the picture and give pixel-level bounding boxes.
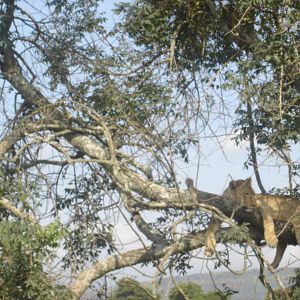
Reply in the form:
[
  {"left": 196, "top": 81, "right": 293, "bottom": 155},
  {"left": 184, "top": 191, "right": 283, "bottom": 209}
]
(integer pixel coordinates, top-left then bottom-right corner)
[
  {"left": 108, "top": 277, "right": 156, "bottom": 300},
  {"left": 0, "top": 220, "right": 70, "bottom": 300},
  {"left": 169, "top": 282, "right": 230, "bottom": 300}
]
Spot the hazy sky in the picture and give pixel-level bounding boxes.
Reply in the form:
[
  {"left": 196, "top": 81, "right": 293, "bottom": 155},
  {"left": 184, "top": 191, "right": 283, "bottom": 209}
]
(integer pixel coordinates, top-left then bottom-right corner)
[{"left": 99, "top": 0, "right": 300, "bottom": 279}]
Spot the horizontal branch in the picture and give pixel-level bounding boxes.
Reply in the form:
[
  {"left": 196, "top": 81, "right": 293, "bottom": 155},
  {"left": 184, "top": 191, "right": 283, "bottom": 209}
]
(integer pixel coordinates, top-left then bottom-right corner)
[
  {"left": 0, "top": 197, "right": 37, "bottom": 224},
  {"left": 70, "top": 221, "right": 266, "bottom": 299},
  {"left": 70, "top": 230, "right": 207, "bottom": 299}
]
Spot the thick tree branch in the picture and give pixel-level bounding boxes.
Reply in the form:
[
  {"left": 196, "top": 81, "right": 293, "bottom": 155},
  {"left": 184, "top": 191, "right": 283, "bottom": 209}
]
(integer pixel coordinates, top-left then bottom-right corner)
[
  {"left": 131, "top": 212, "right": 168, "bottom": 244},
  {"left": 70, "top": 221, "right": 267, "bottom": 299},
  {"left": 70, "top": 230, "right": 206, "bottom": 299},
  {"left": 0, "top": 196, "right": 37, "bottom": 224}
]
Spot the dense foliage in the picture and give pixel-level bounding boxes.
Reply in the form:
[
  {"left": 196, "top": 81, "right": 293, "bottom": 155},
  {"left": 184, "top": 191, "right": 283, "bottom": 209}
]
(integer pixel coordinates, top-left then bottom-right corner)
[
  {"left": 108, "top": 278, "right": 157, "bottom": 300},
  {"left": 169, "top": 282, "right": 230, "bottom": 300}
]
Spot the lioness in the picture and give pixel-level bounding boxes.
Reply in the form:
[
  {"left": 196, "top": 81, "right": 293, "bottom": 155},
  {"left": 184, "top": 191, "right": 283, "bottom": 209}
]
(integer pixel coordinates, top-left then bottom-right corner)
[
  {"left": 185, "top": 178, "right": 221, "bottom": 257},
  {"left": 202, "top": 178, "right": 256, "bottom": 257},
  {"left": 188, "top": 178, "right": 300, "bottom": 267},
  {"left": 222, "top": 178, "right": 300, "bottom": 268},
  {"left": 226, "top": 178, "right": 300, "bottom": 248}
]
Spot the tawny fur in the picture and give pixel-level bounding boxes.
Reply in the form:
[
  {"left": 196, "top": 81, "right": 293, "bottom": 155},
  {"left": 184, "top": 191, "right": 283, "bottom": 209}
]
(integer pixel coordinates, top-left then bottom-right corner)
[
  {"left": 204, "top": 179, "right": 255, "bottom": 257},
  {"left": 203, "top": 178, "right": 300, "bottom": 268},
  {"left": 254, "top": 193, "right": 300, "bottom": 247},
  {"left": 205, "top": 218, "right": 220, "bottom": 257}
]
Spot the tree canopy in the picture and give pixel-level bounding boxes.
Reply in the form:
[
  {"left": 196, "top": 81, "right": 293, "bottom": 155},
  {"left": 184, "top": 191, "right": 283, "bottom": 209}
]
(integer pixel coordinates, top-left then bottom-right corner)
[
  {"left": 169, "top": 282, "right": 229, "bottom": 300},
  {"left": 108, "top": 277, "right": 157, "bottom": 300},
  {"left": 0, "top": 0, "right": 299, "bottom": 299}
]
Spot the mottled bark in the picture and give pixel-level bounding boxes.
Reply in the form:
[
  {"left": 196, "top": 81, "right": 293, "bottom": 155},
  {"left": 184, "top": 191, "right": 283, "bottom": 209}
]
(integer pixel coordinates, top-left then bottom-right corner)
[
  {"left": 0, "top": 197, "right": 37, "bottom": 224},
  {"left": 70, "top": 230, "right": 208, "bottom": 299}
]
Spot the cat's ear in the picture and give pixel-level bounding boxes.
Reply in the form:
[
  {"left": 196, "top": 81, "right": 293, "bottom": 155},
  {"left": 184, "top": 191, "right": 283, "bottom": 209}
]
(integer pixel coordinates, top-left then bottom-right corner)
[
  {"left": 185, "top": 178, "right": 194, "bottom": 188},
  {"left": 246, "top": 177, "right": 252, "bottom": 186},
  {"left": 229, "top": 180, "right": 236, "bottom": 190}
]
